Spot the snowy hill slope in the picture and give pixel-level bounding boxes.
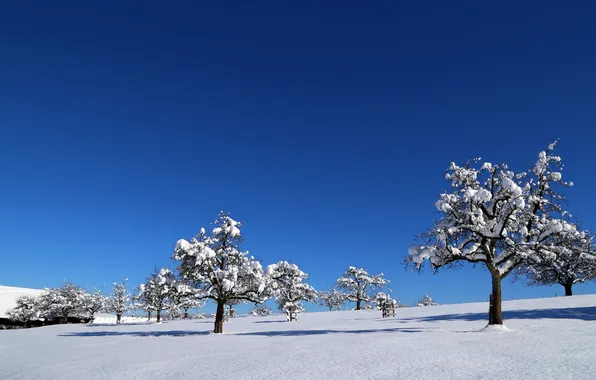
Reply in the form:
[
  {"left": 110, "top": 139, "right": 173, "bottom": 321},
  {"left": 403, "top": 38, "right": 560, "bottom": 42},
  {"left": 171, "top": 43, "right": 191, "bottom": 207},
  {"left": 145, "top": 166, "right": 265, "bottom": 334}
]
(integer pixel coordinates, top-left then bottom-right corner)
[
  {"left": 0, "top": 286, "right": 44, "bottom": 318},
  {"left": 1, "top": 295, "right": 595, "bottom": 380}
]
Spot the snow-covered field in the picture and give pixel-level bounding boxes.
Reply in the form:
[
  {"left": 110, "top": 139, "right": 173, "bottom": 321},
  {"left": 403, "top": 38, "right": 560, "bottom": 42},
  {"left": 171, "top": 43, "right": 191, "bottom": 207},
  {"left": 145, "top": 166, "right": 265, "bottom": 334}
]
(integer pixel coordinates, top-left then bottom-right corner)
[{"left": 1, "top": 295, "right": 595, "bottom": 380}]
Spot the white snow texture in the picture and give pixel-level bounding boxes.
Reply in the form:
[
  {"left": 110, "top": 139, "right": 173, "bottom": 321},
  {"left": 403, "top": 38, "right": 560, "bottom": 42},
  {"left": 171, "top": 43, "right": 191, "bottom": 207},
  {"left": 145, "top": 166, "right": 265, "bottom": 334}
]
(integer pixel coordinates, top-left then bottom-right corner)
[{"left": 2, "top": 295, "right": 595, "bottom": 380}]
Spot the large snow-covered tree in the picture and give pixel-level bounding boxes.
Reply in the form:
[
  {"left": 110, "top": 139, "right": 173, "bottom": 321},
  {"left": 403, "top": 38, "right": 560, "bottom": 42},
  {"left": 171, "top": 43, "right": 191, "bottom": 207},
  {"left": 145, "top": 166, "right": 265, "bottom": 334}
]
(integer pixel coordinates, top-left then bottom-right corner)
[
  {"left": 517, "top": 231, "right": 596, "bottom": 296},
  {"left": 316, "top": 289, "right": 347, "bottom": 311},
  {"left": 336, "top": 267, "right": 388, "bottom": 310},
  {"left": 104, "top": 279, "right": 131, "bottom": 324},
  {"left": 266, "top": 261, "right": 317, "bottom": 321},
  {"left": 80, "top": 290, "right": 104, "bottom": 323},
  {"left": 173, "top": 212, "right": 268, "bottom": 333},
  {"left": 408, "top": 141, "right": 580, "bottom": 325},
  {"left": 7, "top": 295, "right": 40, "bottom": 327},
  {"left": 137, "top": 268, "right": 176, "bottom": 323}
]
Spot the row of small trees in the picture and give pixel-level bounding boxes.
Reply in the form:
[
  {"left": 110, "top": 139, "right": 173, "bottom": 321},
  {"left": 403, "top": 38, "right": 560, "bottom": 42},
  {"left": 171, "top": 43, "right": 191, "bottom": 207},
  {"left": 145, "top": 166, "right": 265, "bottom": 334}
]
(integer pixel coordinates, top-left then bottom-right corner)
[{"left": 8, "top": 282, "right": 128, "bottom": 326}]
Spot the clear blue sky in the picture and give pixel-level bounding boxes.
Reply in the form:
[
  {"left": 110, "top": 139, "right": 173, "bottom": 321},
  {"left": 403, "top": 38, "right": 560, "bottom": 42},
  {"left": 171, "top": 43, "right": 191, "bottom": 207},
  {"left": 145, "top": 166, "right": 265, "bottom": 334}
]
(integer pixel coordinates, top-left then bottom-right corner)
[{"left": 1, "top": 1, "right": 595, "bottom": 312}]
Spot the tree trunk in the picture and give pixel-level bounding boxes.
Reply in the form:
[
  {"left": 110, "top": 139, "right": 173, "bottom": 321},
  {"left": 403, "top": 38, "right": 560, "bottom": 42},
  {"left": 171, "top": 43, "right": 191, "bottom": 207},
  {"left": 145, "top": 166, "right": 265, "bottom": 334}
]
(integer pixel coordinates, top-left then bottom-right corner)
[
  {"left": 116, "top": 313, "right": 122, "bottom": 324},
  {"left": 356, "top": 299, "right": 361, "bottom": 310},
  {"left": 147, "top": 311, "right": 152, "bottom": 321},
  {"left": 156, "top": 309, "right": 161, "bottom": 323},
  {"left": 489, "top": 272, "right": 503, "bottom": 325},
  {"left": 564, "top": 281, "right": 573, "bottom": 296},
  {"left": 328, "top": 306, "right": 333, "bottom": 311},
  {"left": 184, "top": 310, "right": 189, "bottom": 319},
  {"left": 214, "top": 301, "right": 225, "bottom": 334}
]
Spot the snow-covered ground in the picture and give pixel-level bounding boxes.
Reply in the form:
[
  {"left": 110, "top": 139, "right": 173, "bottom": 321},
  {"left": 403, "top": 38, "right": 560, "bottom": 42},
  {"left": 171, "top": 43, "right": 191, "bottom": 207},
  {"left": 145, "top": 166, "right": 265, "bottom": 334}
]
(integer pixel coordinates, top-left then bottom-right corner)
[
  {"left": 0, "top": 286, "right": 44, "bottom": 318},
  {"left": 1, "top": 295, "right": 595, "bottom": 380}
]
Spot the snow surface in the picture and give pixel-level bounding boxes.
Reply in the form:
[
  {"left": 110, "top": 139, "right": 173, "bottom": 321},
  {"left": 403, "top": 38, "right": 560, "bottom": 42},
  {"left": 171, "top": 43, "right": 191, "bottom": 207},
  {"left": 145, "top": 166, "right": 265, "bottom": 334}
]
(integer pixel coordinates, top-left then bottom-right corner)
[
  {"left": 1, "top": 295, "right": 596, "bottom": 380},
  {"left": 0, "top": 286, "right": 44, "bottom": 318}
]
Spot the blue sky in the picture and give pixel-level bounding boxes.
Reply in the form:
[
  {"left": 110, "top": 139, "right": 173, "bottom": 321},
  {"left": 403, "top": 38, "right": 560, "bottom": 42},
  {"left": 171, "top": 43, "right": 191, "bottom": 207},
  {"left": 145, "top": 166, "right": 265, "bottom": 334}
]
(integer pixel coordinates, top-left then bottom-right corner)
[{"left": 1, "top": 1, "right": 595, "bottom": 312}]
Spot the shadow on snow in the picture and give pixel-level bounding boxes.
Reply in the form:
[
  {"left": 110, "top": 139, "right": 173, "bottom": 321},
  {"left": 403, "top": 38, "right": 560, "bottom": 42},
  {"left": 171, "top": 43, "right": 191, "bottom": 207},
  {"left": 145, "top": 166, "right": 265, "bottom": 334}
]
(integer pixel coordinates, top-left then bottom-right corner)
[
  {"left": 399, "top": 306, "right": 596, "bottom": 323},
  {"left": 59, "top": 327, "right": 423, "bottom": 338},
  {"left": 252, "top": 320, "right": 287, "bottom": 324},
  {"left": 233, "top": 327, "right": 423, "bottom": 337},
  {"left": 59, "top": 330, "right": 211, "bottom": 337}
]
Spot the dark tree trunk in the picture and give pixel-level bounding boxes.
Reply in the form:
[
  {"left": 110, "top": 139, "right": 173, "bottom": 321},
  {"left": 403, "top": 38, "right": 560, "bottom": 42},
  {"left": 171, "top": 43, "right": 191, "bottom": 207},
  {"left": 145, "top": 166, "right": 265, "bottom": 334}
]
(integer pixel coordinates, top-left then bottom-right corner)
[
  {"left": 60, "top": 316, "right": 67, "bottom": 324},
  {"left": 214, "top": 301, "right": 225, "bottom": 334},
  {"left": 184, "top": 310, "right": 189, "bottom": 319},
  {"left": 116, "top": 313, "right": 122, "bottom": 324},
  {"left": 489, "top": 272, "right": 503, "bottom": 325},
  {"left": 329, "top": 306, "right": 333, "bottom": 311},
  {"left": 356, "top": 299, "right": 362, "bottom": 310},
  {"left": 156, "top": 309, "right": 161, "bottom": 323},
  {"left": 564, "top": 281, "right": 573, "bottom": 296},
  {"left": 147, "top": 311, "right": 152, "bottom": 321}
]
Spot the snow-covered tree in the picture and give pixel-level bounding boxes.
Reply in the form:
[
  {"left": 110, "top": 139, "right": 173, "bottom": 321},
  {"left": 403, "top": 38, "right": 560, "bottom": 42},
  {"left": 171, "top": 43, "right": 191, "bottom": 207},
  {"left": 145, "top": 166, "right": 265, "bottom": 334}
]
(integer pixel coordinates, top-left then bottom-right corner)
[
  {"left": 80, "top": 290, "right": 104, "bottom": 323},
  {"left": 375, "top": 292, "right": 396, "bottom": 309},
  {"left": 266, "top": 261, "right": 317, "bottom": 321},
  {"left": 336, "top": 267, "right": 388, "bottom": 310},
  {"left": 518, "top": 231, "right": 596, "bottom": 296},
  {"left": 7, "top": 295, "right": 40, "bottom": 327},
  {"left": 173, "top": 212, "right": 268, "bottom": 333},
  {"left": 137, "top": 268, "right": 176, "bottom": 323},
  {"left": 173, "top": 283, "right": 205, "bottom": 319},
  {"left": 408, "top": 141, "right": 580, "bottom": 325},
  {"left": 37, "top": 283, "right": 85, "bottom": 324},
  {"left": 104, "top": 279, "right": 131, "bottom": 324},
  {"left": 226, "top": 299, "right": 243, "bottom": 318},
  {"left": 416, "top": 294, "right": 438, "bottom": 307},
  {"left": 248, "top": 305, "right": 274, "bottom": 316},
  {"left": 316, "top": 289, "right": 347, "bottom": 311}
]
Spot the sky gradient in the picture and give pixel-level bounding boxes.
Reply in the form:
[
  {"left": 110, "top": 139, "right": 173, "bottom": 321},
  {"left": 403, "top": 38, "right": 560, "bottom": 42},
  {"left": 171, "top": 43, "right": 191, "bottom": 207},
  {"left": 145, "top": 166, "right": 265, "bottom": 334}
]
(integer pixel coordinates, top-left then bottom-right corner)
[{"left": 1, "top": 1, "right": 595, "bottom": 312}]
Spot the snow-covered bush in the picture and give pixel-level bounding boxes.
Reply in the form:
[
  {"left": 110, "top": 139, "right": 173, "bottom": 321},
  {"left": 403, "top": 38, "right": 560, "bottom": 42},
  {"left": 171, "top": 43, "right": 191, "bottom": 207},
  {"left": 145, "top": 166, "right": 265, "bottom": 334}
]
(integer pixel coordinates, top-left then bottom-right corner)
[
  {"left": 336, "top": 267, "right": 388, "bottom": 310},
  {"left": 416, "top": 294, "right": 438, "bottom": 307},
  {"left": 266, "top": 261, "right": 317, "bottom": 322},
  {"left": 248, "top": 305, "right": 274, "bottom": 316},
  {"left": 104, "top": 279, "right": 131, "bottom": 324},
  {"left": 408, "top": 141, "right": 580, "bottom": 325},
  {"left": 7, "top": 295, "right": 40, "bottom": 327},
  {"left": 173, "top": 212, "right": 269, "bottom": 333}
]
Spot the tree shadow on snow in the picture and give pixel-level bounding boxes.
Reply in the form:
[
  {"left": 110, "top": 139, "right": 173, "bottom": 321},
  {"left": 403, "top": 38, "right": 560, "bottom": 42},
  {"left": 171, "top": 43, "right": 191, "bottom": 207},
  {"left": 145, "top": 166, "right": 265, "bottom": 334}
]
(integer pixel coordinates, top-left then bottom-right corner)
[
  {"left": 59, "top": 330, "right": 211, "bottom": 338},
  {"left": 400, "top": 306, "right": 596, "bottom": 323},
  {"left": 234, "top": 327, "right": 423, "bottom": 337},
  {"left": 87, "top": 322, "right": 154, "bottom": 327},
  {"left": 252, "top": 320, "right": 287, "bottom": 324}
]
